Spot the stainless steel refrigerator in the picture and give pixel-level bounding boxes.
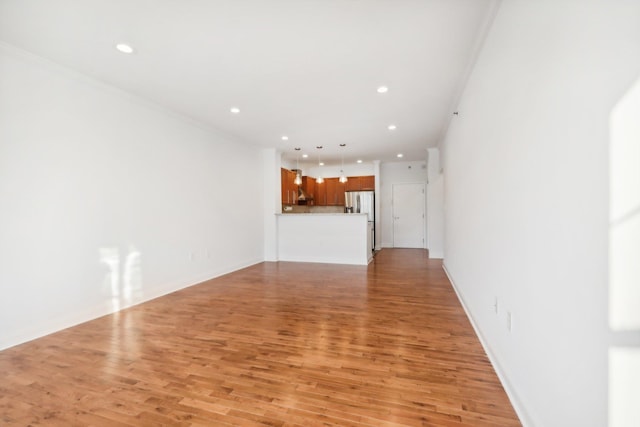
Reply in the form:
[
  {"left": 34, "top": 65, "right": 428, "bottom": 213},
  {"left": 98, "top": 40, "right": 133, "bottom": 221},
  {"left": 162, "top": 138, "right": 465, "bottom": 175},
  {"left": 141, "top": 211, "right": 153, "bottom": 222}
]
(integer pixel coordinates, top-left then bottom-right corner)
[{"left": 344, "top": 191, "right": 375, "bottom": 250}]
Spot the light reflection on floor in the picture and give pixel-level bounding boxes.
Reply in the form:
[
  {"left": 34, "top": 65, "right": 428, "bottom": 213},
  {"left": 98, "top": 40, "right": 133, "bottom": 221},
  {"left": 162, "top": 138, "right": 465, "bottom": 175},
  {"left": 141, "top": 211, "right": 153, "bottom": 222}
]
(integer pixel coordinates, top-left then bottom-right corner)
[{"left": 100, "top": 245, "right": 144, "bottom": 367}]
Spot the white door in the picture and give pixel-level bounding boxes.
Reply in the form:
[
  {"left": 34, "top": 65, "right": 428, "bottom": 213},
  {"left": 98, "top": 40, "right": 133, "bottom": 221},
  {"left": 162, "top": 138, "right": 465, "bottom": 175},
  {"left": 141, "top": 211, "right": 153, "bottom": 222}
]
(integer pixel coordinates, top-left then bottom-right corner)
[{"left": 392, "top": 183, "right": 425, "bottom": 248}]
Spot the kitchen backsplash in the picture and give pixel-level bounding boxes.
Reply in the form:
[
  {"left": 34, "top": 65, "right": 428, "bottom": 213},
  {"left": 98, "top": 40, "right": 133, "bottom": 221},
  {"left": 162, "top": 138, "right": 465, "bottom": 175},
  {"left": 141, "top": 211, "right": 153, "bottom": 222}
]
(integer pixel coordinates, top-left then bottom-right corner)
[{"left": 283, "top": 205, "right": 344, "bottom": 214}]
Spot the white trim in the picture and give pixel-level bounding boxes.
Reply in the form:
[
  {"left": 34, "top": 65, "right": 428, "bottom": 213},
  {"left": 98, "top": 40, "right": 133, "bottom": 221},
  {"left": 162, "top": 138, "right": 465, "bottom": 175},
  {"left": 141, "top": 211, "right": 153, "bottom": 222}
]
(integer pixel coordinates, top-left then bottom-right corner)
[{"left": 442, "top": 262, "right": 532, "bottom": 427}]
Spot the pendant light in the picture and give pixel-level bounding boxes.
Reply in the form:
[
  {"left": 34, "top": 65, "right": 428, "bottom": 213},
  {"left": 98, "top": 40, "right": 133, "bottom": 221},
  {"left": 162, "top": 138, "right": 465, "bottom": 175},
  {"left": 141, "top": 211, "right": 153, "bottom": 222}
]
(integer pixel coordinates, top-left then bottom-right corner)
[
  {"left": 294, "top": 148, "right": 302, "bottom": 185},
  {"left": 339, "top": 143, "right": 348, "bottom": 183},
  {"left": 316, "top": 160, "right": 324, "bottom": 184},
  {"left": 316, "top": 146, "right": 324, "bottom": 184}
]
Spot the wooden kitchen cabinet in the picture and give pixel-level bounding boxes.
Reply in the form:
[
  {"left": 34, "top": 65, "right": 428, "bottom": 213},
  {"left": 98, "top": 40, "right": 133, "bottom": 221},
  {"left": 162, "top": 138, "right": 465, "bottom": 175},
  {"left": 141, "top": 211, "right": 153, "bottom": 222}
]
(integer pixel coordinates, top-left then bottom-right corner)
[
  {"left": 325, "top": 178, "right": 337, "bottom": 205},
  {"left": 314, "top": 179, "right": 326, "bottom": 206},
  {"left": 325, "top": 178, "right": 345, "bottom": 206},
  {"left": 281, "top": 168, "right": 288, "bottom": 203},
  {"left": 281, "top": 168, "right": 299, "bottom": 205},
  {"left": 345, "top": 176, "right": 361, "bottom": 191},
  {"left": 337, "top": 181, "right": 346, "bottom": 205},
  {"left": 285, "top": 173, "right": 373, "bottom": 207},
  {"left": 360, "top": 175, "right": 375, "bottom": 190},
  {"left": 345, "top": 175, "right": 375, "bottom": 191},
  {"left": 300, "top": 176, "right": 316, "bottom": 205},
  {"left": 289, "top": 170, "right": 298, "bottom": 204},
  {"left": 306, "top": 178, "right": 315, "bottom": 200}
]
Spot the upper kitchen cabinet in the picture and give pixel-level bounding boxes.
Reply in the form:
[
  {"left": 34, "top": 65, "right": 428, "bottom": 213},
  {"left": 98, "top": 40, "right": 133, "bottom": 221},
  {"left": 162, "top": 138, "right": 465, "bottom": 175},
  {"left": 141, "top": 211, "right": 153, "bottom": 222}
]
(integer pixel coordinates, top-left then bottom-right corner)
[
  {"left": 281, "top": 168, "right": 298, "bottom": 205},
  {"left": 305, "top": 178, "right": 315, "bottom": 200},
  {"left": 300, "top": 176, "right": 315, "bottom": 205},
  {"left": 345, "top": 175, "right": 375, "bottom": 191},
  {"left": 360, "top": 175, "right": 375, "bottom": 190},
  {"left": 315, "top": 179, "right": 326, "bottom": 206},
  {"left": 280, "top": 168, "right": 288, "bottom": 203},
  {"left": 345, "top": 176, "right": 361, "bottom": 192},
  {"left": 337, "top": 181, "right": 346, "bottom": 205},
  {"left": 325, "top": 178, "right": 345, "bottom": 206}
]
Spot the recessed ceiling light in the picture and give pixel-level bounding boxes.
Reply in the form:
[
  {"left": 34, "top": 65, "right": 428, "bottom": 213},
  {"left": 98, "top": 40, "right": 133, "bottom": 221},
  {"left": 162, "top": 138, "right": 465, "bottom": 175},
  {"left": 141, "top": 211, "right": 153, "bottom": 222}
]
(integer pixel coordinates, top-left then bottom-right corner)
[
  {"left": 388, "top": 124, "right": 397, "bottom": 130},
  {"left": 377, "top": 86, "right": 389, "bottom": 93},
  {"left": 230, "top": 107, "right": 240, "bottom": 114},
  {"left": 115, "top": 43, "right": 134, "bottom": 54},
  {"left": 357, "top": 159, "right": 363, "bottom": 164},
  {"left": 397, "top": 153, "right": 404, "bottom": 158},
  {"left": 302, "top": 154, "right": 308, "bottom": 158},
  {"left": 319, "top": 162, "right": 324, "bottom": 166},
  {"left": 281, "top": 136, "right": 289, "bottom": 141}
]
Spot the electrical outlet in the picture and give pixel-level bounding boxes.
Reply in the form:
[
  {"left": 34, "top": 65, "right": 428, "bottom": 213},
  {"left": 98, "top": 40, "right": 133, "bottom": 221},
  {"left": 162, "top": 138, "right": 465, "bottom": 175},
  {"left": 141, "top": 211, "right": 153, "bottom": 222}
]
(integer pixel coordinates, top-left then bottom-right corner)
[{"left": 506, "top": 311, "right": 512, "bottom": 332}]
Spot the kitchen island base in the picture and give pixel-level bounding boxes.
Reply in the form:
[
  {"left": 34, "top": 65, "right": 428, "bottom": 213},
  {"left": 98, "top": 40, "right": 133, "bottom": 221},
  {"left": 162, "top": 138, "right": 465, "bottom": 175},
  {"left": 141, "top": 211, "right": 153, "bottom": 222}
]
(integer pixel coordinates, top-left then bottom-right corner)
[{"left": 276, "top": 213, "right": 373, "bottom": 265}]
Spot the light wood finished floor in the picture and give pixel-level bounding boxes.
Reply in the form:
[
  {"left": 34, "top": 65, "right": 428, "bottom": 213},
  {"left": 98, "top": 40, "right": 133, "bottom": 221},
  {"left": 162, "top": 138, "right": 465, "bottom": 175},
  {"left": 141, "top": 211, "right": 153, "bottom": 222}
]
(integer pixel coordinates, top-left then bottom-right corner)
[{"left": 0, "top": 249, "right": 521, "bottom": 426}]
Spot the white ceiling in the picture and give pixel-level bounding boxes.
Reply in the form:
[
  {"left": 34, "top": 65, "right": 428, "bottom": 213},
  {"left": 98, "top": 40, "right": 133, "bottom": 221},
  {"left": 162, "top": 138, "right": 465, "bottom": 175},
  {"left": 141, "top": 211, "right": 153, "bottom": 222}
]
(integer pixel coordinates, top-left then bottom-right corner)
[{"left": 0, "top": 0, "right": 494, "bottom": 166}]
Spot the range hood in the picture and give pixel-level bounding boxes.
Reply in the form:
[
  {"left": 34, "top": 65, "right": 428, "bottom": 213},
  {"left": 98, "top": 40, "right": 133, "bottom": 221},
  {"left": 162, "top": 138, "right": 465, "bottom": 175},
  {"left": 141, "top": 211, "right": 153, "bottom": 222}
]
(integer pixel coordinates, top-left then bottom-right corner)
[
  {"left": 291, "top": 169, "right": 314, "bottom": 202},
  {"left": 298, "top": 186, "right": 313, "bottom": 201}
]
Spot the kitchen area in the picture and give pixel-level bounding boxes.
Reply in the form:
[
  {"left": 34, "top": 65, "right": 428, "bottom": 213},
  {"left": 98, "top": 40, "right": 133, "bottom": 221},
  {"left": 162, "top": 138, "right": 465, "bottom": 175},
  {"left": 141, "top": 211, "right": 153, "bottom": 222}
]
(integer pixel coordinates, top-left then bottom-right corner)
[{"left": 277, "top": 168, "right": 376, "bottom": 265}]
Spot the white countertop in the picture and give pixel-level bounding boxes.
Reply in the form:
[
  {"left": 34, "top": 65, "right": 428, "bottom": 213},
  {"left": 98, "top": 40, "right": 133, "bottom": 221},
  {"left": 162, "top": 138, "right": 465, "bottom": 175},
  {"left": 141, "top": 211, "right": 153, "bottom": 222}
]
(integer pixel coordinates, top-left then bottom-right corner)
[{"left": 276, "top": 213, "right": 367, "bottom": 216}]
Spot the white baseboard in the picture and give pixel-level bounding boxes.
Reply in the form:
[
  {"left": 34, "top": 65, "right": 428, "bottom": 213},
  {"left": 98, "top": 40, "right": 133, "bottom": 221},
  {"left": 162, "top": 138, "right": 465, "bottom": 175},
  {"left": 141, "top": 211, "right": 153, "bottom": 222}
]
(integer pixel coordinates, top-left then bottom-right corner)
[
  {"left": 277, "top": 255, "right": 368, "bottom": 266},
  {"left": 442, "top": 262, "right": 533, "bottom": 427}
]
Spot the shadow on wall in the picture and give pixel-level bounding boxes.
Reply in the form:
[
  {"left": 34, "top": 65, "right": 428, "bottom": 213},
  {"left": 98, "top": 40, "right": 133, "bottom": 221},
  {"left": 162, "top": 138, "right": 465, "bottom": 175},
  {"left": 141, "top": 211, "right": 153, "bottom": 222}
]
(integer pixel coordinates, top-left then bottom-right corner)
[
  {"left": 609, "top": 75, "right": 640, "bottom": 426},
  {"left": 99, "top": 245, "right": 143, "bottom": 313}
]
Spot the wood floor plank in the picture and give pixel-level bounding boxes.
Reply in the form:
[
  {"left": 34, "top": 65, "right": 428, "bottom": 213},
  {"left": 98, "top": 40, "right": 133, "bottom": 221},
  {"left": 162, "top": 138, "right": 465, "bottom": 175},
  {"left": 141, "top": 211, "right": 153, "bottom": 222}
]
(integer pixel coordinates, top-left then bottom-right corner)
[{"left": 0, "top": 249, "right": 521, "bottom": 426}]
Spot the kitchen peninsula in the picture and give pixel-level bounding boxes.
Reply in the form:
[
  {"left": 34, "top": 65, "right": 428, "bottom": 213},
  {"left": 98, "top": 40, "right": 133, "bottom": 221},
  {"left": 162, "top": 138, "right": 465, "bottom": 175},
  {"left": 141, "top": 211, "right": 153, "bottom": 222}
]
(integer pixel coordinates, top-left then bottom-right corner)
[
  {"left": 277, "top": 213, "right": 373, "bottom": 265},
  {"left": 278, "top": 168, "right": 376, "bottom": 265}
]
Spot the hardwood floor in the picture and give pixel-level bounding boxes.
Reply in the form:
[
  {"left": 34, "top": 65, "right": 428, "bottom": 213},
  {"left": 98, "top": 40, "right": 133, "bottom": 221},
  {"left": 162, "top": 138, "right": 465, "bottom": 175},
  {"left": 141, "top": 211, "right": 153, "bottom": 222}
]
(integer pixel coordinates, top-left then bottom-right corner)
[{"left": 0, "top": 249, "right": 520, "bottom": 426}]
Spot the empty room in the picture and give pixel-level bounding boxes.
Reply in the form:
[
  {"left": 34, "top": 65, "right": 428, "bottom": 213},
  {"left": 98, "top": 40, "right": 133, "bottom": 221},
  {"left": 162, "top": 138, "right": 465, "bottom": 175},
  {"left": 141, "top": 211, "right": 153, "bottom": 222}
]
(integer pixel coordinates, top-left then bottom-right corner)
[{"left": 1, "top": 1, "right": 639, "bottom": 426}]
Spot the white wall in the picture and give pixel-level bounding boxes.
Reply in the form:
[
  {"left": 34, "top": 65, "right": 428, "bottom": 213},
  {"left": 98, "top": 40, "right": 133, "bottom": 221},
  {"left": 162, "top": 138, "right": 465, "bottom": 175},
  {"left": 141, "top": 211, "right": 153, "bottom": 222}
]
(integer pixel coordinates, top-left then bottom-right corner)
[
  {"left": 426, "top": 148, "right": 444, "bottom": 258},
  {"left": 441, "top": 1, "right": 640, "bottom": 426},
  {"left": 263, "top": 148, "right": 281, "bottom": 262},
  {"left": 0, "top": 44, "right": 264, "bottom": 350},
  {"left": 379, "top": 160, "right": 427, "bottom": 248}
]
